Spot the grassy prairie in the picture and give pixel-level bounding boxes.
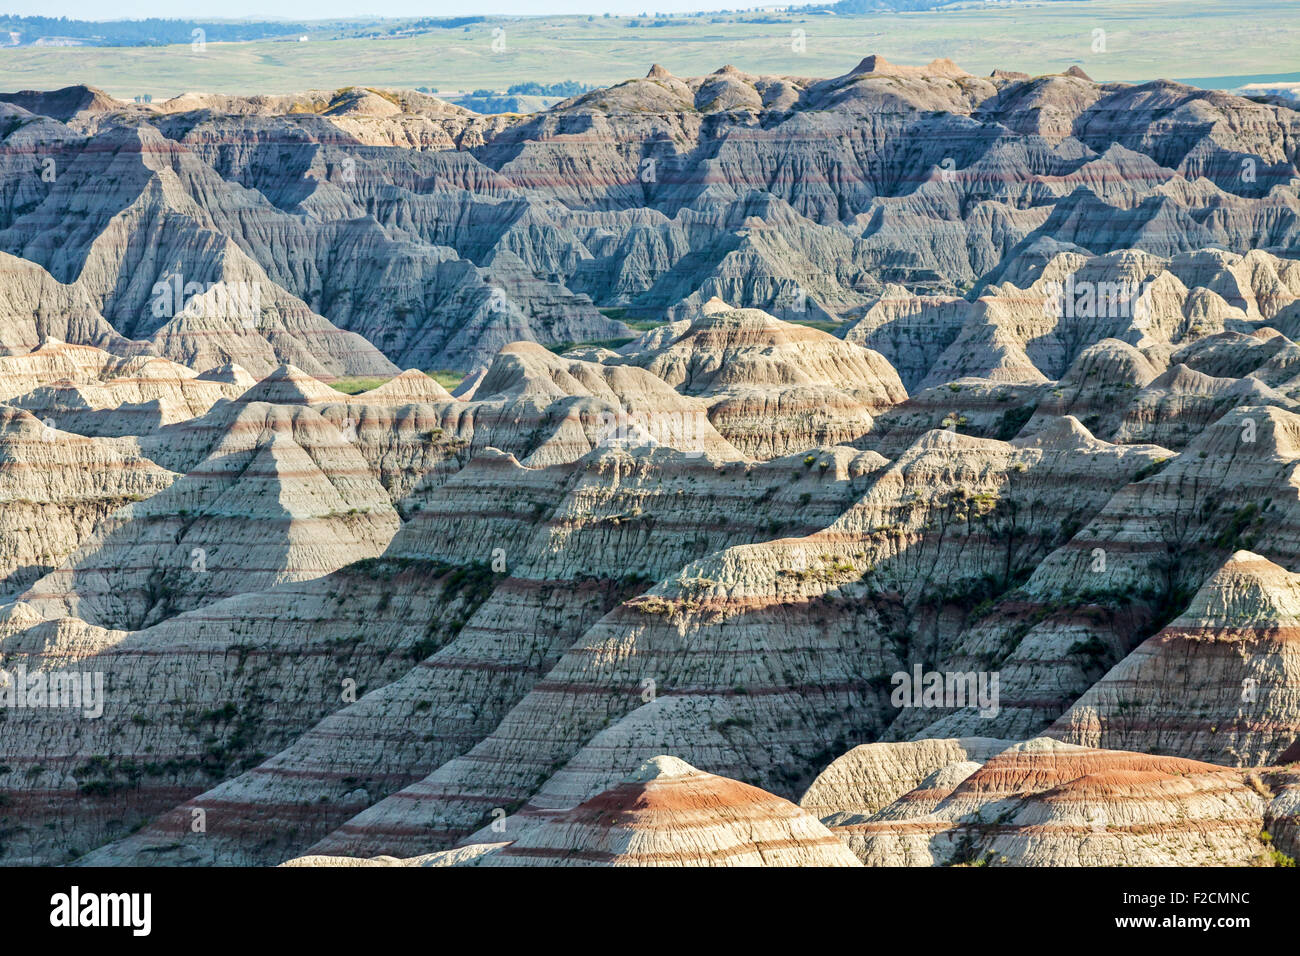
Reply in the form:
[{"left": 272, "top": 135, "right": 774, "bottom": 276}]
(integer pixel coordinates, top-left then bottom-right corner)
[{"left": 0, "top": 1, "right": 1293, "bottom": 99}]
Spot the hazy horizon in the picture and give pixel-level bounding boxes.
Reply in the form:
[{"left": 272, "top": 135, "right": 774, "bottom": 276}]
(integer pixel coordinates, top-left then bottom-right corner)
[{"left": 1, "top": 0, "right": 786, "bottom": 17}]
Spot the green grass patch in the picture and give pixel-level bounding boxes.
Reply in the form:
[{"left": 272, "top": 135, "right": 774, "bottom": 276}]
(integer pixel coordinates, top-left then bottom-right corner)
[
  {"left": 426, "top": 369, "right": 465, "bottom": 390},
  {"left": 332, "top": 370, "right": 465, "bottom": 394},
  {"left": 547, "top": 337, "right": 636, "bottom": 355},
  {"left": 329, "top": 376, "right": 390, "bottom": 395},
  {"left": 786, "top": 318, "right": 842, "bottom": 333}
]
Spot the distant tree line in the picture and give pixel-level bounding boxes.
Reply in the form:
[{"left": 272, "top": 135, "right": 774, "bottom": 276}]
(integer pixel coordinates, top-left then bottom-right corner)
[
  {"left": 0, "top": 15, "right": 309, "bottom": 46},
  {"left": 805, "top": 0, "right": 1072, "bottom": 12},
  {"left": 441, "top": 82, "right": 593, "bottom": 99},
  {"left": 407, "top": 17, "right": 486, "bottom": 30},
  {"left": 505, "top": 81, "right": 593, "bottom": 98}
]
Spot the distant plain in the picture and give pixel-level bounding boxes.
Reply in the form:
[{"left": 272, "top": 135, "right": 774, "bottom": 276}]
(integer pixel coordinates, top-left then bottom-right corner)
[{"left": 0, "top": 0, "right": 1296, "bottom": 99}]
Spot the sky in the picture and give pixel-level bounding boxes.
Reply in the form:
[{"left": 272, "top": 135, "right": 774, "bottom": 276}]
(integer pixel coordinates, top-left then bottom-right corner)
[{"left": 6, "top": 0, "right": 770, "bottom": 17}]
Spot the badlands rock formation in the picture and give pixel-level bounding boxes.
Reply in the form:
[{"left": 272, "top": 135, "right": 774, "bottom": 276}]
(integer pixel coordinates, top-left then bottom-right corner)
[
  {"left": 284, "top": 756, "right": 861, "bottom": 867},
  {"left": 805, "top": 737, "right": 1271, "bottom": 867},
  {"left": 3, "top": 55, "right": 1299, "bottom": 373},
  {"left": 0, "top": 55, "right": 1298, "bottom": 869},
  {"left": 605, "top": 298, "right": 905, "bottom": 457},
  {"left": 1048, "top": 551, "right": 1300, "bottom": 765}
]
